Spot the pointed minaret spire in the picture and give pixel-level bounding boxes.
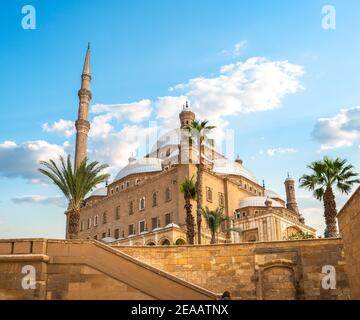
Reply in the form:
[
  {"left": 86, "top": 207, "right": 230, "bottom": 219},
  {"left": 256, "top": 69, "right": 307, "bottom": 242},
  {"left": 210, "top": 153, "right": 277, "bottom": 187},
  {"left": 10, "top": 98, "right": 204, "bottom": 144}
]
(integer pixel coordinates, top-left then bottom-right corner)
[
  {"left": 82, "top": 43, "right": 91, "bottom": 76},
  {"left": 74, "top": 45, "right": 92, "bottom": 170}
]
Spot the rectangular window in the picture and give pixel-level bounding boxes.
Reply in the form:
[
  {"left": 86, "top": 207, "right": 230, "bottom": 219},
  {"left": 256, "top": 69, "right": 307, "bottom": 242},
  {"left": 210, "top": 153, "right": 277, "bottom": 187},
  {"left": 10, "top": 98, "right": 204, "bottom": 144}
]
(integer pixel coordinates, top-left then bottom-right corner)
[
  {"left": 80, "top": 221, "right": 84, "bottom": 232},
  {"left": 151, "top": 217, "right": 158, "bottom": 230},
  {"left": 94, "top": 215, "right": 98, "bottom": 226},
  {"left": 139, "top": 220, "right": 146, "bottom": 233},
  {"left": 165, "top": 213, "right": 172, "bottom": 226},
  {"left": 87, "top": 218, "right": 91, "bottom": 229},
  {"left": 94, "top": 235, "right": 98, "bottom": 240},
  {"left": 128, "top": 224, "right": 134, "bottom": 235},
  {"left": 107, "top": 229, "right": 111, "bottom": 237},
  {"left": 102, "top": 232, "right": 106, "bottom": 239},
  {"left": 114, "top": 228, "right": 120, "bottom": 239},
  {"left": 115, "top": 206, "right": 120, "bottom": 220}
]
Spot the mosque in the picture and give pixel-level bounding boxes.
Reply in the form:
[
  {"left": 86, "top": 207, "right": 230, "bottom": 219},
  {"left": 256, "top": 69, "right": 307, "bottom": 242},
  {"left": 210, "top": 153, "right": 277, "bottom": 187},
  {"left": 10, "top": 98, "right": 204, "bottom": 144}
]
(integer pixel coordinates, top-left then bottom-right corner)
[{"left": 65, "top": 46, "right": 316, "bottom": 245}]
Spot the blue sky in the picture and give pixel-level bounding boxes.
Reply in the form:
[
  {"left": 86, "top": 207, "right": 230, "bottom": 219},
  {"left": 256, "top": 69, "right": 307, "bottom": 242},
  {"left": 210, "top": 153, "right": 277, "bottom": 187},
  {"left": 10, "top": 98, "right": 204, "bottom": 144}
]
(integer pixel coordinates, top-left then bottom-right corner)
[{"left": 1, "top": 0, "right": 360, "bottom": 238}]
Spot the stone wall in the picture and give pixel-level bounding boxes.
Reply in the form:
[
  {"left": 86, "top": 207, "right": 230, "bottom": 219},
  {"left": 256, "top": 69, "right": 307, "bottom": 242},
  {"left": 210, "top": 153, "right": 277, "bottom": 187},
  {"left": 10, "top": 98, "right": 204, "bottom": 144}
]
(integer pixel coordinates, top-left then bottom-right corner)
[
  {"left": 0, "top": 239, "right": 215, "bottom": 300},
  {"left": 338, "top": 187, "right": 360, "bottom": 299},
  {"left": 114, "top": 239, "right": 350, "bottom": 300}
]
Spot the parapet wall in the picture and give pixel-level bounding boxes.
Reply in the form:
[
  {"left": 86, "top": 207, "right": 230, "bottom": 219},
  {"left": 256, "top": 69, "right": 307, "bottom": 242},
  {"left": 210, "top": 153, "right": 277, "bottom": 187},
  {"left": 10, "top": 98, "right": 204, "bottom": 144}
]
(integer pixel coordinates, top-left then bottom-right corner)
[{"left": 114, "top": 239, "right": 350, "bottom": 300}]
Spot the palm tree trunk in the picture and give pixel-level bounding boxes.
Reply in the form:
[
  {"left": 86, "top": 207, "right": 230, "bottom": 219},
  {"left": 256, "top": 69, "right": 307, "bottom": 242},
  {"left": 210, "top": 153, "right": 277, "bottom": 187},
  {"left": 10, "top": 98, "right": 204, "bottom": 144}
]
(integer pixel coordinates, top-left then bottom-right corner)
[
  {"left": 323, "top": 186, "right": 338, "bottom": 237},
  {"left": 196, "top": 162, "right": 203, "bottom": 244},
  {"left": 210, "top": 232, "right": 216, "bottom": 244},
  {"left": 185, "top": 199, "right": 195, "bottom": 244},
  {"left": 68, "top": 209, "right": 80, "bottom": 239}
]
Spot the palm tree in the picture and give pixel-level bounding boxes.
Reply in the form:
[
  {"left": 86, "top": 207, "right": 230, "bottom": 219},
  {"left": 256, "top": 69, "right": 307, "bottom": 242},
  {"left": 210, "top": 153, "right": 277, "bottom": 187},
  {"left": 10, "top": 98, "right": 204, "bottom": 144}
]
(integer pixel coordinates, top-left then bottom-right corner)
[
  {"left": 299, "top": 156, "right": 359, "bottom": 238},
  {"left": 179, "top": 175, "right": 197, "bottom": 244},
  {"left": 201, "top": 207, "right": 230, "bottom": 244},
  {"left": 39, "top": 155, "right": 110, "bottom": 239},
  {"left": 190, "top": 120, "right": 216, "bottom": 244}
]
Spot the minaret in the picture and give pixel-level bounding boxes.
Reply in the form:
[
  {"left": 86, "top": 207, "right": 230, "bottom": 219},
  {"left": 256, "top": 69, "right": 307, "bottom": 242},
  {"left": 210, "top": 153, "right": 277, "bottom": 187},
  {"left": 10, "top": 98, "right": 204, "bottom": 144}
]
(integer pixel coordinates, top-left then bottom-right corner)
[
  {"left": 179, "top": 101, "right": 195, "bottom": 129},
  {"left": 284, "top": 173, "right": 304, "bottom": 222},
  {"left": 74, "top": 44, "right": 92, "bottom": 170}
]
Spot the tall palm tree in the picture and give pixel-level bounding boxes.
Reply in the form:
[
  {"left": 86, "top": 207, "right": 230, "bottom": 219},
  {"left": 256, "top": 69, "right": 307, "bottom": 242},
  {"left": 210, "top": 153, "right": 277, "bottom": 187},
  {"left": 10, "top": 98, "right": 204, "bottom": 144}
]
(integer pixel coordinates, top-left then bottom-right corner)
[
  {"left": 179, "top": 175, "right": 197, "bottom": 244},
  {"left": 39, "top": 155, "right": 110, "bottom": 239},
  {"left": 201, "top": 207, "right": 230, "bottom": 244},
  {"left": 190, "top": 120, "right": 216, "bottom": 244},
  {"left": 299, "top": 156, "right": 359, "bottom": 238}
]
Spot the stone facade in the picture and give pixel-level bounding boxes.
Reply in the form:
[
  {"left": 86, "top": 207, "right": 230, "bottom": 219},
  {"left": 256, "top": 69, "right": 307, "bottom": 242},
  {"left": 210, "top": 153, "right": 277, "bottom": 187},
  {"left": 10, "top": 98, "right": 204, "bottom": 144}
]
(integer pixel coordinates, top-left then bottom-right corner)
[
  {"left": 0, "top": 238, "right": 350, "bottom": 300},
  {"left": 338, "top": 187, "right": 360, "bottom": 299},
  {"left": 115, "top": 239, "right": 350, "bottom": 300},
  {"left": 0, "top": 239, "right": 215, "bottom": 300},
  {"left": 74, "top": 161, "right": 315, "bottom": 244}
]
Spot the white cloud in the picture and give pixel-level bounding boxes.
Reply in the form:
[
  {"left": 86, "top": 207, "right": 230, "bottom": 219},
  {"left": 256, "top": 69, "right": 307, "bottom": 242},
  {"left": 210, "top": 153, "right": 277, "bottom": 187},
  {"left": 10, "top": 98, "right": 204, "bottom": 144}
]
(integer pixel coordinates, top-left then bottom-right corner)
[
  {"left": 312, "top": 106, "right": 360, "bottom": 150},
  {"left": 11, "top": 195, "right": 67, "bottom": 207},
  {"left": 0, "top": 141, "right": 17, "bottom": 149},
  {"left": 91, "top": 99, "right": 152, "bottom": 123},
  {"left": 42, "top": 119, "right": 75, "bottom": 138},
  {"left": 222, "top": 40, "right": 247, "bottom": 57},
  {"left": 89, "top": 125, "right": 158, "bottom": 172},
  {"left": 161, "top": 57, "right": 304, "bottom": 148},
  {"left": 260, "top": 147, "right": 298, "bottom": 157},
  {"left": 0, "top": 140, "right": 66, "bottom": 182},
  {"left": 173, "top": 57, "right": 303, "bottom": 119}
]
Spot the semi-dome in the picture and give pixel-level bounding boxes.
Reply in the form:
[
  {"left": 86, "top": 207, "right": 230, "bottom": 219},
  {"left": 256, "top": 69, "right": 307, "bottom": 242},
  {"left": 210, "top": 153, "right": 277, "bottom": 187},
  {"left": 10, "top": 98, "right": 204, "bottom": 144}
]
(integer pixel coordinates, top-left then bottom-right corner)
[
  {"left": 213, "top": 159, "right": 258, "bottom": 183},
  {"left": 114, "top": 157, "right": 163, "bottom": 182},
  {"left": 265, "top": 189, "right": 283, "bottom": 200},
  {"left": 239, "top": 196, "right": 284, "bottom": 209},
  {"left": 88, "top": 187, "right": 107, "bottom": 198}
]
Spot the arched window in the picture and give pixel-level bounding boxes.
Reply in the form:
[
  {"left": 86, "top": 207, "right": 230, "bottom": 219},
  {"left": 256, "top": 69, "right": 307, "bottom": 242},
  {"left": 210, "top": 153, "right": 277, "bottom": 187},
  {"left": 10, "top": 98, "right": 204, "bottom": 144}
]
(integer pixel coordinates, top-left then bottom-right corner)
[
  {"left": 161, "top": 239, "right": 171, "bottom": 246},
  {"left": 206, "top": 187, "right": 213, "bottom": 202},
  {"left": 165, "top": 187, "right": 171, "bottom": 202},
  {"left": 139, "top": 196, "right": 146, "bottom": 210},
  {"left": 175, "top": 239, "right": 186, "bottom": 245},
  {"left": 152, "top": 192, "right": 158, "bottom": 207}
]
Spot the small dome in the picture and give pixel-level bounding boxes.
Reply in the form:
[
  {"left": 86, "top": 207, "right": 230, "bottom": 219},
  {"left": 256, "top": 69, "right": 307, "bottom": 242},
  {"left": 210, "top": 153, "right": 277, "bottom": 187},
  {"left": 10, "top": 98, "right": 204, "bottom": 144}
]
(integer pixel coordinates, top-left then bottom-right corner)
[
  {"left": 164, "top": 223, "right": 180, "bottom": 229},
  {"left": 213, "top": 159, "right": 258, "bottom": 183},
  {"left": 88, "top": 187, "right": 107, "bottom": 198},
  {"left": 114, "top": 157, "right": 163, "bottom": 182},
  {"left": 100, "top": 237, "right": 116, "bottom": 243},
  {"left": 239, "top": 196, "right": 284, "bottom": 209}
]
